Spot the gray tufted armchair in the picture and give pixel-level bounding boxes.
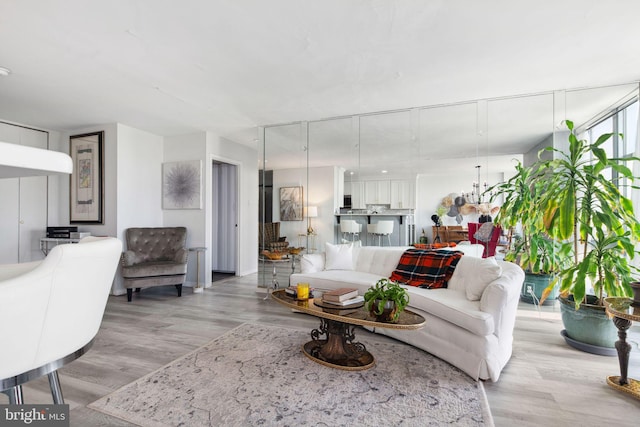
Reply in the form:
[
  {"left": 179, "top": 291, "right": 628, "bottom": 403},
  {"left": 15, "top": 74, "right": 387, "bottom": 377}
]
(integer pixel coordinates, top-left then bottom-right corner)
[{"left": 121, "top": 227, "right": 188, "bottom": 302}]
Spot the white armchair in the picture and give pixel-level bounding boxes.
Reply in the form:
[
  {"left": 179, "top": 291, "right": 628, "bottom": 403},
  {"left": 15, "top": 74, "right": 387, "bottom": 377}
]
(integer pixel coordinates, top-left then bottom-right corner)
[{"left": 0, "top": 237, "right": 122, "bottom": 404}]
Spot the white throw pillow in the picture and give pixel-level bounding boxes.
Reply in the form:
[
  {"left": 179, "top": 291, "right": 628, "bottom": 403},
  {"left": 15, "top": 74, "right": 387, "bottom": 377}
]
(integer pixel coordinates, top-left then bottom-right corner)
[
  {"left": 448, "top": 256, "right": 502, "bottom": 301},
  {"left": 324, "top": 242, "right": 355, "bottom": 271},
  {"left": 300, "top": 253, "right": 325, "bottom": 273}
]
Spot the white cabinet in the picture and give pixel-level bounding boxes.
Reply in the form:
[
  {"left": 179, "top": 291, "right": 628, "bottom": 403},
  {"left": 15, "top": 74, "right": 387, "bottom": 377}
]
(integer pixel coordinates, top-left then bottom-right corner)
[
  {"left": 0, "top": 122, "right": 49, "bottom": 263},
  {"left": 351, "top": 179, "right": 413, "bottom": 208},
  {"left": 344, "top": 181, "right": 351, "bottom": 196},
  {"left": 364, "top": 180, "right": 390, "bottom": 205},
  {"left": 391, "top": 180, "right": 415, "bottom": 209},
  {"left": 379, "top": 181, "right": 390, "bottom": 204},
  {"left": 351, "top": 181, "right": 366, "bottom": 209},
  {"left": 335, "top": 167, "right": 345, "bottom": 210}
]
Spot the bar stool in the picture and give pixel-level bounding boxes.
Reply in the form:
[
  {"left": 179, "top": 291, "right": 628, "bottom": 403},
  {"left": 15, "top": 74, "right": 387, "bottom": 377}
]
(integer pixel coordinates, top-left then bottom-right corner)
[
  {"left": 367, "top": 221, "right": 394, "bottom": 246},
  {"left": 340, "top": 219, "right": 361, "bottom": 241}
]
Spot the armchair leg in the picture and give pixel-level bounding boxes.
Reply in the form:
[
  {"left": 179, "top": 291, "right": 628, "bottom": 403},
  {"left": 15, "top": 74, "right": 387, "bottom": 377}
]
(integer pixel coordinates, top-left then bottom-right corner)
[
  {"left": 48, "top": 371, "right": 64, "bottom": 404},
  {"left": 175, "top": 284, "right": 182, "bottom": 297},
  {"left": 3, "top": 386, "right": 23, "bottom": 404},
  {"left": 127, "top": 288, "right": 133, "bottom": 302}
]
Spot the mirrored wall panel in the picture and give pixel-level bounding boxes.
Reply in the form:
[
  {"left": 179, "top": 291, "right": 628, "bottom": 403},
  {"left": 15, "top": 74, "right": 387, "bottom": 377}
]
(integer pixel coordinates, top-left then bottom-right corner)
[{"left": 259, "top": 82, "right": 638, "bottom": 287}]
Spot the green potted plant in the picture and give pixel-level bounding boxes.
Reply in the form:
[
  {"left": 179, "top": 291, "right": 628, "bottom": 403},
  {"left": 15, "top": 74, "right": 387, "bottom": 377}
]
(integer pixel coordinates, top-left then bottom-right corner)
[
  {"left": 364, "top": 278, "right": 409, "bottom": 322},
  {"left": 489, "top": 160, "right": 570, "bottom": 305},
  {"left": 533, "top": 120, "right": 640, "bottom": 353}
]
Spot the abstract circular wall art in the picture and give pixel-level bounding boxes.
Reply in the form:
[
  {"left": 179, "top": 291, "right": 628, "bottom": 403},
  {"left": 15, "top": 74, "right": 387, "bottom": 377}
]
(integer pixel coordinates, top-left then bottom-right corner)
[{"left": 162, "top": 160, "right": 202, "bottom": 209}]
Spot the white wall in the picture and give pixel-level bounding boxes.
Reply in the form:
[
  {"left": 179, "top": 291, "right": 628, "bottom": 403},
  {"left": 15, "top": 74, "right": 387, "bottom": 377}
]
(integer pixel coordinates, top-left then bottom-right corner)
[
  {"left": 163, "top": 132, "right": 208, "bottom": 286},
  {"left": 163, "top": 132, "right": 259, "bottom": 286},
  {"left": 115, "top": 124, "right": 164, "bottom": 232},
  {"left": 273, "top": 166, "right": 336, "bottom": 251},
  {"left": 47, "top": 130, "right": 64, "bottom": 227},
  {"left": 524, "top": 134, "right": 553, "bottom": 167},
  {"left": 111, "top": 124, "right": 164, "bottom": 295},
  {"left": 416, "top": 171, "right": 505, "bottom": 242}
]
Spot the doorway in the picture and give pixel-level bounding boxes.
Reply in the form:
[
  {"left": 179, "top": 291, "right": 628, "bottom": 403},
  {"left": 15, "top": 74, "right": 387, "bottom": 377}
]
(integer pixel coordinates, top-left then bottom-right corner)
[{"left": 212, "top": 160, "right": 238, "bottom": 281}]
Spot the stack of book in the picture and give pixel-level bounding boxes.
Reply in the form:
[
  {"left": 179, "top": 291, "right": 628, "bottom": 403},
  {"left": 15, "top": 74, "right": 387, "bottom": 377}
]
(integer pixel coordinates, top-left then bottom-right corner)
[{"left": 321, "top": 288, "right": 364, "bottom": 307}]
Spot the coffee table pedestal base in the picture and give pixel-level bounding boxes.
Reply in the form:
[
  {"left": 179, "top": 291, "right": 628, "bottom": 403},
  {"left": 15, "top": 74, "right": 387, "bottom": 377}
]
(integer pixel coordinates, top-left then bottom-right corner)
[{"left": 302, "top": 318, "right": 375, "bottom": 371}]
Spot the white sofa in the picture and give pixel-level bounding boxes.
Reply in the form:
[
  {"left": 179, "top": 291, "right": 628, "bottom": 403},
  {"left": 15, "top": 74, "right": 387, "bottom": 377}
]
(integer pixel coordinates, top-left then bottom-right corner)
[{"left": 290, "top": 243, "right": 524, "bottom": 382}]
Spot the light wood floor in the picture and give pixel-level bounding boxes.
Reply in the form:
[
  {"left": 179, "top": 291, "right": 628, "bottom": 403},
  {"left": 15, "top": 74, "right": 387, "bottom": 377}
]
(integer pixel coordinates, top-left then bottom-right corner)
[{"left": 3, "top": 274, "right": 639, "bottom": 426}]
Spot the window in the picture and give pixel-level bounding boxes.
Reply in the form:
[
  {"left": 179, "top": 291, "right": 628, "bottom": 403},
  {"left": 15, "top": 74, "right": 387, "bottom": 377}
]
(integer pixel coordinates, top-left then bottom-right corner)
[{"left": 583, "top": 99, "right": 638, "bottom": 198}]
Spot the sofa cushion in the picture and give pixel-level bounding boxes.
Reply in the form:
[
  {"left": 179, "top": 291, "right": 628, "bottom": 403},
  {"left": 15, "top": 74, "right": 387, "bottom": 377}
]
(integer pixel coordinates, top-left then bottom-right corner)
[
  {"left": 292, "top": 270, "right": 382, "bottom": 293},
  {"left": 300, "top": 253, "right": 325, "bottom": 273},
  {"left": 125, "top": 227, "right": 187, "bottom": 264},
  {"left": 324, "top": 242, "right": 355, "bottom": 270},
  {"left": 448, "top": 256, "right": 502, "bottom": 300},
  {"left": 353, "top": 246, "right": 409, "bottom": 277},
  {"left": 406, "top": 287, "right": 495, "bottom": 336},
  {"left": 389, "top": 249, "right": 463, "bottom": 288},
  {"left": 122, "top": 261, "right": 187, "bottom": 278}
]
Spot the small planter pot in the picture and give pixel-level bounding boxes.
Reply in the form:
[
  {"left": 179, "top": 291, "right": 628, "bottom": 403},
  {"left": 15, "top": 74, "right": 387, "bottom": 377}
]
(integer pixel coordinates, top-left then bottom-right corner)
[{"left": 370, "top": 300, "right": 398, "bottom": 323}]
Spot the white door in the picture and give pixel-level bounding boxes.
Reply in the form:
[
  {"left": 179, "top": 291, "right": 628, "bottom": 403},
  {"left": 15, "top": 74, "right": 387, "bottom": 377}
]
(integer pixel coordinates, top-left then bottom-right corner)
[
  {"left": 0, "top": 178, "right": 19, "bottom": 263},
  {"left": 19, "top": 176, "right": 47, "bottom": 261},
  {"left": 212, "top": 161, "right": 238, "bottom": 274},
  {"left": 0, "top": 122, "right": 48, "bottom": 263}
]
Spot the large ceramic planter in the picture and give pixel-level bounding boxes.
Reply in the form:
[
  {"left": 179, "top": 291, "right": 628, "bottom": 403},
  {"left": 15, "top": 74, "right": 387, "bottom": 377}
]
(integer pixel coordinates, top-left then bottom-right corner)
[
  {"left": 520, "top": 272, "right": 558, "bottom": 305},
  {"left": 559, "top": 295, "right": 618, "bottom": 355}
]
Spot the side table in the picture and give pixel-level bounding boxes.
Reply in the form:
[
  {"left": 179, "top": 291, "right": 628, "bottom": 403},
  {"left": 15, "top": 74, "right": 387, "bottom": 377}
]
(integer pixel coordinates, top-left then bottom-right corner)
[
  {"left": 604, "top": 297, "right": 640, "bottom": 400},
  {"left": 259, "top": 257, "right": 290, "bottom": 300},
  {"left": 188, "top": 247, "right": 207, "bottom": 294},
  {"left": 40, "top": 237, "right": 80, "bottom": 256}
]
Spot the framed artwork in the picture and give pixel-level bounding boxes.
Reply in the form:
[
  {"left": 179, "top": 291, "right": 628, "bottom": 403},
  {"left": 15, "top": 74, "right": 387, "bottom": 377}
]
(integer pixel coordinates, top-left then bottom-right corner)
[
  {"left": 70, "top": 131, "right": 104, "bottom": 224},
  {"left": 162, "top": 160, "right": 203, "bottom": 209},
  {"left": 279, "top": 186, "right": 303, "bottom": 221}
]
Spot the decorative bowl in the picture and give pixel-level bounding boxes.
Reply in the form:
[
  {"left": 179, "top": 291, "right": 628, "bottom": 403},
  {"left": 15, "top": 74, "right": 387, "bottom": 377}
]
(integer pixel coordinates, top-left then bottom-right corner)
[
  {"left": 261, "top": 250, "right": 286, "bottom": 260},
  {"left": 288, "top": 247, "right": 305, "bottom": 255}
]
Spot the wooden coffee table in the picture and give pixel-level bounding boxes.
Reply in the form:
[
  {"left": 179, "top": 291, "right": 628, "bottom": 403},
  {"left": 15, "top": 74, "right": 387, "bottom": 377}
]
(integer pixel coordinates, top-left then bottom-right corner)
[{"left": 271, "top": 289, "right": 425, "bottom": 371}]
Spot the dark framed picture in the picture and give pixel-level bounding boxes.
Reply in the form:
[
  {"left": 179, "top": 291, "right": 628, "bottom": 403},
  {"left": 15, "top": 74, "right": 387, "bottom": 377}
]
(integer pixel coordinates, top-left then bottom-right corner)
[
  {"left": 69, "top": 131, "right": 104, "bottom": 224},
  {"left": 279, "top": 186, "right": 303, "bottom": 221}
]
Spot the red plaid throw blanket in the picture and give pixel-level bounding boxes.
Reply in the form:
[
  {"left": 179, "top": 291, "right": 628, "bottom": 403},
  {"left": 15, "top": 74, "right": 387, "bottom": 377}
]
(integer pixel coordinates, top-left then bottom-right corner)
[
  {"left": 389, "top": 249, "right": 463, "bottom": 289},
  {"left": 413, "top": 242, "right": 457, "bottom": 250}
]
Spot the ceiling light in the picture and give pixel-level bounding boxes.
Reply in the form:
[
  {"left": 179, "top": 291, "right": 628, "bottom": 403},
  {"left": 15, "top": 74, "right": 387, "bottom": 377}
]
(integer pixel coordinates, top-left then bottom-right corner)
[
  {"left": 349, "top": 171, "right": 354, "bottom": 175},
  {"left": 381, "top": 170, "right": 388, "bottom": 174},
  {"left": 0, "top": 67, "right": 11, "bottom": 76}
]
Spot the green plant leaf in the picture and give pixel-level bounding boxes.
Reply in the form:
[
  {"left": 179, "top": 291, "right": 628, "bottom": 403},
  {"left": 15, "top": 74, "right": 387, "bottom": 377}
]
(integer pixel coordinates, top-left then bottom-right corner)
[
  {"left": 592, "top": 146, "right": 607, "bottom": 164},
  {"left": 494, "top": 120, "right": 640, "bottom": 310}
]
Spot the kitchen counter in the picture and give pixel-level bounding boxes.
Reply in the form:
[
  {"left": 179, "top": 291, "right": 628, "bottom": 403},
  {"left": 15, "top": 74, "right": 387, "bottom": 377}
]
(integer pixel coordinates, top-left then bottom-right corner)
[
  {"left": 335, "top": 213, "right": 415, "bottom": 245},
  {"left": 335, "top": 213, "right": 413, "bottom": 224}
]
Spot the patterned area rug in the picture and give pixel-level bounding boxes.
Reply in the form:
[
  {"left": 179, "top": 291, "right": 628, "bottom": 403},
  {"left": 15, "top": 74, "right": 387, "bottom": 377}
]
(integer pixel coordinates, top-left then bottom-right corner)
[{"left": 89, "top": 323, "right": 493, "bottom": 426}]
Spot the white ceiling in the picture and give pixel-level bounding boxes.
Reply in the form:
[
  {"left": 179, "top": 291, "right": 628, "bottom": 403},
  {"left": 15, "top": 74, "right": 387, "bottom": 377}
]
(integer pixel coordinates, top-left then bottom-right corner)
[{"left": 0, "top": 0, "right": 639, "bottom": 153}]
